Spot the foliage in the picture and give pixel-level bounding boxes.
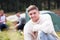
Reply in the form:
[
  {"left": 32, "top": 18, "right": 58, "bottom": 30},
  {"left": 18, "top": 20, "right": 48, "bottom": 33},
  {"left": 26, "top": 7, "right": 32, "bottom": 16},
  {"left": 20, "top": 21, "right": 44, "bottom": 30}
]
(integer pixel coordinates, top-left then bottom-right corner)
[
  {"left": 0, "top": 31, "right": 60, "bottom": 40},
  {"left": 0, "top": 0, "right": 60, "bottom": 12},
  {"left": 0, "top": 32, "right": 10, "bottom": 40},
  {"left": 6, "top": 21, "right": 12, "bottom": 27}
]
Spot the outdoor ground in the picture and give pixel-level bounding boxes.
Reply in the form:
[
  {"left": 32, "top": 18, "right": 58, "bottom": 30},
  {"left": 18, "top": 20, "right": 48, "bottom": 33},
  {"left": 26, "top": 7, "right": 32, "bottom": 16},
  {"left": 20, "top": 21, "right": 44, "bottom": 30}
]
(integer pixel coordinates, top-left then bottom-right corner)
[
  {"left": 0, "top": 27, "right": 60, "bottom": 40},
  {"left": 0, "top": 25, "right": 24, "bottom": 40}
]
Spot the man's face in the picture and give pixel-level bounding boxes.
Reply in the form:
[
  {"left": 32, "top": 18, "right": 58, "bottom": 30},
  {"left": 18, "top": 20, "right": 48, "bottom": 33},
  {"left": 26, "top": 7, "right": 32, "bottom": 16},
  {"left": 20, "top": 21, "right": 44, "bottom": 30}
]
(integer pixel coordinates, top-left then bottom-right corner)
[
  {"left": 16, "top": 12, "right": 20, "bottom": 17},
  {"left": 0, "top": 10, "right": 4, "bottom": 16},
  {"left": 28, "top": 9, "right": 39, "bottom": 22}
]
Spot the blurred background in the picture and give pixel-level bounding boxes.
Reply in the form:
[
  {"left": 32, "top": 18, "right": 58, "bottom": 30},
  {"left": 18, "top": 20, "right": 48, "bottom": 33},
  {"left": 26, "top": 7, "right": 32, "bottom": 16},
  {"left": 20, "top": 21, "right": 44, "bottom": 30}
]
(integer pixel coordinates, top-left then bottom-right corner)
[
  {"left": 0, "top": 0, "right": 60, "bottom": 12},
  {"left": 0, "top": 0, "right": 60, "bottom": 40}
]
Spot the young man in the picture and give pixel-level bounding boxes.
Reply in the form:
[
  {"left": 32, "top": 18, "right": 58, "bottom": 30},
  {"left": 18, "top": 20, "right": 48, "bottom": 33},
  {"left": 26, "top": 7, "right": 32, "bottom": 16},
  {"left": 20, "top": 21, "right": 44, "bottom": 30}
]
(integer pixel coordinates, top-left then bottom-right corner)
[
  {"left": 15, "top": 11, "right": 26, "bottom": 31},
  {"left": 24, "top": 5, "right": 59, "bottom": 40},
  {"left": 0, "top": 10, "right": 7, "bottom": 31}
]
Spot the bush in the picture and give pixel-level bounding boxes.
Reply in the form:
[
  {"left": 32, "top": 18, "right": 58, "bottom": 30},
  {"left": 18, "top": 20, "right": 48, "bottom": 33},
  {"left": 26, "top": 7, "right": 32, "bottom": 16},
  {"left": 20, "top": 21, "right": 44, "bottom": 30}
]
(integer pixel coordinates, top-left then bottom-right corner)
[
  {"left": 6, "top": 21, "right": 12, "bottom": 27},
  {"left": 0, "top": 32, "right": 10, "bottom": 40}
]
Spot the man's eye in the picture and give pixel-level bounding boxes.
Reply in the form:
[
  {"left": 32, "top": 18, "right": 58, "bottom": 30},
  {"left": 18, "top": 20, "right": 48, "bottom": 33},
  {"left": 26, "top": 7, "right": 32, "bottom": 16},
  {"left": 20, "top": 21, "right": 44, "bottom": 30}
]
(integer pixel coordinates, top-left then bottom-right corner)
[
  {"left": 33, "top": 12, "right": 36, "bottom": 14},
  {"left": 30, "top": 13, "right": 32, "bottom": 15}
]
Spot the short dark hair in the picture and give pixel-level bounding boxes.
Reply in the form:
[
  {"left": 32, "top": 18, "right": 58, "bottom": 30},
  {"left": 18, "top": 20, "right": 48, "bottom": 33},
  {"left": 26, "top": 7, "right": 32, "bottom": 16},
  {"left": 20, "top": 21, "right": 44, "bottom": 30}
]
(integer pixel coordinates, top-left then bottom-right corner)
[
  {"left": 15, "top": 11, "right": 20, "bottom": 14},
  {"left": 27, "top": 5, "right": 39, "bottom": 12},
  {"left": 0, "top": 10, "right": 4, "bottom": 13}
]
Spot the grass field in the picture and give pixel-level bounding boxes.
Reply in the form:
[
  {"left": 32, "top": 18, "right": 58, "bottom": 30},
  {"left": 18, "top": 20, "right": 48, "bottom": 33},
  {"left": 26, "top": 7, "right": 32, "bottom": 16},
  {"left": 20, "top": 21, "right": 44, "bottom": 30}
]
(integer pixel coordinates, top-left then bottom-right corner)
[
  {"left": 0, "top": 30, "right": 60, "bottom": 40},
  {"left": 0, "top": 27, "right": 24, "bottom": 40}
]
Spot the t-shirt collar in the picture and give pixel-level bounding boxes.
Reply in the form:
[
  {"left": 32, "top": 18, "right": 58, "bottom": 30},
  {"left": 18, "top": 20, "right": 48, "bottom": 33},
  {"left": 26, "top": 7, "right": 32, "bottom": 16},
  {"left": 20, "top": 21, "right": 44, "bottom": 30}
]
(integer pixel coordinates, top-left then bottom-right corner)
[{"left": 31, "top": 17, "right": 40, "bottom": 24}]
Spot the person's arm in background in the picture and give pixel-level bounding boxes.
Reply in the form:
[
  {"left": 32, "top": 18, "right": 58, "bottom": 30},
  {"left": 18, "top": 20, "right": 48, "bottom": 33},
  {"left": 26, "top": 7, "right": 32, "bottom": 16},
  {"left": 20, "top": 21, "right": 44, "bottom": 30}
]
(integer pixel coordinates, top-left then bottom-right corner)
[
  {"left": 15, "top": 17, "right": 23, "bottom": 25},
  {"left": 5, "top": 14, "right": 7, "bottom": 23},
  {"left": 15, "top": 17, "right": 21, "bottom": 29}
]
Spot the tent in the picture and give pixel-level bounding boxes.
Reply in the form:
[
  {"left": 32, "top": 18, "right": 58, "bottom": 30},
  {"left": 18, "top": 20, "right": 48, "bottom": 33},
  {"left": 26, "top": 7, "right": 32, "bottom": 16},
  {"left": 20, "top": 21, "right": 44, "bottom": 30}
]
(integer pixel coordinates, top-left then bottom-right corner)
[{"left": 25, "top": 10, "right": 60, "bottom": 32}]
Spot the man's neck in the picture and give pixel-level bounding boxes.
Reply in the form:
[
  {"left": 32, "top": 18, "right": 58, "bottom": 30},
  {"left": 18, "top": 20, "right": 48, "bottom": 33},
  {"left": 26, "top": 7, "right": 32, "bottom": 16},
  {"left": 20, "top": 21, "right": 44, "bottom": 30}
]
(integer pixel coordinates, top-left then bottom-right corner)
[{"left": 32, "top": 18, "right": 40, "bottom": 24}]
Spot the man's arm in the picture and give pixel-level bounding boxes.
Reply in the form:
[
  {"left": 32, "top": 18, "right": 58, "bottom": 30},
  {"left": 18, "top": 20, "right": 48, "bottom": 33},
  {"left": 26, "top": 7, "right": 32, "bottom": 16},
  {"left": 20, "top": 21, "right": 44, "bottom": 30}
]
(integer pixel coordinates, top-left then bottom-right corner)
[{"left": 24, "top": 23, "right": 32, "bottom": 40}]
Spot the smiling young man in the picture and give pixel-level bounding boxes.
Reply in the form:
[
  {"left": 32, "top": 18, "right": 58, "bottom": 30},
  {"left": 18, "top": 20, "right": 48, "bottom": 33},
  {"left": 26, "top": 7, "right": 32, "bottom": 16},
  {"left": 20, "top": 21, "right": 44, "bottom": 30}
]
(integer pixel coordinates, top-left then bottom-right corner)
[{"left": 24, "top": 5, "right": 59, "bottom": 40}]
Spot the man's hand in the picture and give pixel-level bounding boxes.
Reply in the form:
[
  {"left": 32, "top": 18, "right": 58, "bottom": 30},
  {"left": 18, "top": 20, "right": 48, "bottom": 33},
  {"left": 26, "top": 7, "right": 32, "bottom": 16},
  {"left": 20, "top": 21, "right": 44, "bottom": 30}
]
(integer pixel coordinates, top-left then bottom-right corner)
[{"left": 30, "top": 32, "right": 38, "bottom": 39}]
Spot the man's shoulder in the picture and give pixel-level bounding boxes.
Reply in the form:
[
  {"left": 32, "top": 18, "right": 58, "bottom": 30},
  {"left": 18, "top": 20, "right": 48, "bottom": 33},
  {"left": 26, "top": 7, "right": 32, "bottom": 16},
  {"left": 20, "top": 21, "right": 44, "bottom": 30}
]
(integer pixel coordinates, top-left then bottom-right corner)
[
  {"left": 40, "top": 14, "right": 51, "bottom": 19},
  {"left": 26, "top": 20, "right": 32, "bottom": 25},
  {"left": 24, "top": 20, "right": 33, "bottom": 32},
  {"left": 24, "top": 20, "right": 32, "bottom": 27}
]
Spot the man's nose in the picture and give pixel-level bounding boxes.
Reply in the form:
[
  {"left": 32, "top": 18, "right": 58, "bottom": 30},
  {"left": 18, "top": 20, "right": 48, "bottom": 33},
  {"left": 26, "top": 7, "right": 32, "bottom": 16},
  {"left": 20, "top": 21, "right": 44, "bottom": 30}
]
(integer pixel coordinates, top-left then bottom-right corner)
[{"left": 31, "top": 14, "right": 35, "bottom": 17}]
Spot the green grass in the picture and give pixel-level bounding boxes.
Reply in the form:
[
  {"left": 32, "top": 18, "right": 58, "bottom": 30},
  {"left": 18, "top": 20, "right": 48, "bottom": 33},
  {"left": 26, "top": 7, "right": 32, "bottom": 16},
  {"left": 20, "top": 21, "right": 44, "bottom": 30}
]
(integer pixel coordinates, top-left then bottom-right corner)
[
  {"left": 0, "top": 20, "right": 24, "bottom": 40},
  {"left": 57, "top": 32, "right": 60, "bottom": 37},
  {"left": 0, "top": 31, "right": 24, "bottom": 40},
  {"left": 0, "top": 30, "right": 60, "bottom": 40},
  {"left": 0, "top": 31, "right": 10, "bottom": 40}
]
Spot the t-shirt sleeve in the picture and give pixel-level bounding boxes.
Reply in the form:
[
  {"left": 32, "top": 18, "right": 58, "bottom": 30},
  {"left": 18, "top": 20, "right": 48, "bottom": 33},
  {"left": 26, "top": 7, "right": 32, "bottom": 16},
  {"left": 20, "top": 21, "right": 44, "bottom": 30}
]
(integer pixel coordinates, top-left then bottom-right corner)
[{"left": 24, "top": 23, "right": 33, "bottom": 40}]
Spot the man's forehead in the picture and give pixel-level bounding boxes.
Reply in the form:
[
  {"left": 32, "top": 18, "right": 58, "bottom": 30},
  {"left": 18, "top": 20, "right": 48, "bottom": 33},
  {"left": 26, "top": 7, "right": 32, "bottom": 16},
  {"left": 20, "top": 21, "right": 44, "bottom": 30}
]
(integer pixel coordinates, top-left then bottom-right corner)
[
  {"left": 0, "top": 10, "right": 4, "bottom": 12},
  {"left": 29, "top": 9, "right": 38, "bottom": 13}
]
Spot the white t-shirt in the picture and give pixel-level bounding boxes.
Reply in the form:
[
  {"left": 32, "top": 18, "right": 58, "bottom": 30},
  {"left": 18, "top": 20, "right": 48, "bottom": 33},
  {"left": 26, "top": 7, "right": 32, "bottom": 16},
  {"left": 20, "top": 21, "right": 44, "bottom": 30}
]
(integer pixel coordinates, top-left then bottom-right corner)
[
  {"left": 24, "top": 14, "right": 58, "bottom": 40},
  {"left": 0, "top": 15, "right": 6, "bottom": 24}
]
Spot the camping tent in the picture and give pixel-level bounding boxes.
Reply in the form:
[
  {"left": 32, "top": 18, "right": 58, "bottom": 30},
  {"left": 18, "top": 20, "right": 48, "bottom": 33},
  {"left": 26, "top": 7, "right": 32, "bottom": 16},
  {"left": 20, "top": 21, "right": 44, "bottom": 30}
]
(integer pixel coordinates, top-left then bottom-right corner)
[{"left": 25, "top": 10, "right": 60, "bottom": 32}]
